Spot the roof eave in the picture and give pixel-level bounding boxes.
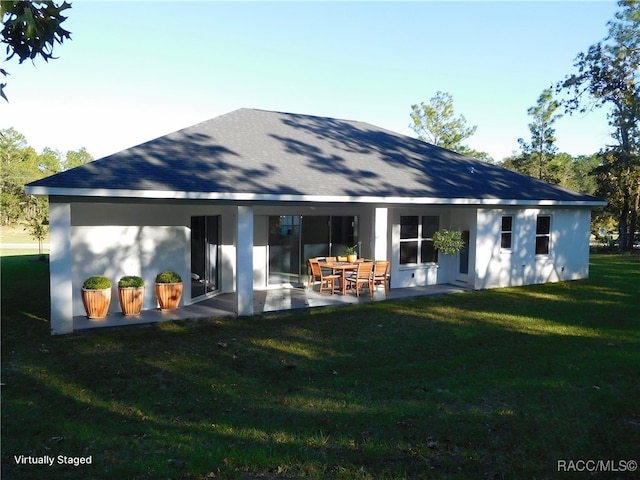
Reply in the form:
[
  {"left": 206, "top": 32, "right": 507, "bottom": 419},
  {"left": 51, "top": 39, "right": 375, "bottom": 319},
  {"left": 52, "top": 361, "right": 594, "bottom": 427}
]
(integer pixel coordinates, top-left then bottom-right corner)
[{"left": 25, "top": 186, "right": 608, "bottom": 208}]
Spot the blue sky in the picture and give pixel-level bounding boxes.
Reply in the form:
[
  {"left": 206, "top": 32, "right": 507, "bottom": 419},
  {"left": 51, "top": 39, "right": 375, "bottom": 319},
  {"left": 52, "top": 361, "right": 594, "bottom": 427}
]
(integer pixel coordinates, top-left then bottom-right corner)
[{"left": 2, "top": 1, "right": 619, "bottom": 162}]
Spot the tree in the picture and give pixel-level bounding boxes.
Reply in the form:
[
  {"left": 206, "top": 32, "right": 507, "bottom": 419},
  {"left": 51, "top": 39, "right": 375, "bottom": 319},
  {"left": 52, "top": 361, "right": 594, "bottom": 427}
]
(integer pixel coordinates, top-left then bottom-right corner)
[
  {"left": 1, "top": 1, "right": 72, "bottom": 101},
  {"left": 38, "top": 146, "right": 62, "bottom": 175},
  {"left": 410, "top": 91, "right": 479, "bottom": 153},
  {"left": 517, "top": 88, "right": 563, "bottom": 181},
  {"left": 25, "top": 216, "right": 48, "bottom": 260},
  {"left": 63, "top": 147, "right": 93, "bottom": 171},
  {"left": 0, "top": 127, "right": 39, "bottom": 224},
  {"left": 557, "top": 0, "right": 640, "bottom": 251},
  {"left": 0, "top": 127, "right": 93, "bottom": 224},
  {"left": 569, "top": 154, "right": 601, "bottom": 195}
]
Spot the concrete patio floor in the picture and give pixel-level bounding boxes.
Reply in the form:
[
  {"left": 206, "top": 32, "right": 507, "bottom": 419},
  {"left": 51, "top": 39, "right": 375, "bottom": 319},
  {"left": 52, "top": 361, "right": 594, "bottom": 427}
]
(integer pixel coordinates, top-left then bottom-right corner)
[{"left": 73, "top": 282, "right": 471, "bottom": 332}]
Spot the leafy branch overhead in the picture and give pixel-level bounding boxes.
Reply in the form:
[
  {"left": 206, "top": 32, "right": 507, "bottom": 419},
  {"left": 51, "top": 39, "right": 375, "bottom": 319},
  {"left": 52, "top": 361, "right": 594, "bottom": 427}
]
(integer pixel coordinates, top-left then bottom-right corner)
[{"left": 1, "top": 1, "right": 72, "bottom": 101}]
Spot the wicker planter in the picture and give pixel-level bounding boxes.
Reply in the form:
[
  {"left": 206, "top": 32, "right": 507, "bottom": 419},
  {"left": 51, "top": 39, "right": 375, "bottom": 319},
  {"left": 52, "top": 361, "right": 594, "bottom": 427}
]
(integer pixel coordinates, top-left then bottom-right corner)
[
  {"left": 155, "top": 282, "right": 183, "bottom": 310},
  {"left": 82, "top": 288, "right": 111, "bottom": 319},
  {"left": 346, "top": 254, "right": 357, "bottom": 263},
  {"left": 118, "top": 287, "right": 145, "bottom": 316}
]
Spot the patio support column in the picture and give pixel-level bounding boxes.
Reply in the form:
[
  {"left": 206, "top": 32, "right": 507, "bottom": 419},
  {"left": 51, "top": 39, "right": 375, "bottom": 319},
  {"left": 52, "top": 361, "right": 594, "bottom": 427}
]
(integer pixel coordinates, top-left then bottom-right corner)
[
  {"left": 236, "top": 205, "right": 254, "bottom": 316},
  {"left": 49, "top": 200, "right": 74, "bottom": 335},
  {"left": 374, "top": 207, "right": 388, "bottom": 261}
]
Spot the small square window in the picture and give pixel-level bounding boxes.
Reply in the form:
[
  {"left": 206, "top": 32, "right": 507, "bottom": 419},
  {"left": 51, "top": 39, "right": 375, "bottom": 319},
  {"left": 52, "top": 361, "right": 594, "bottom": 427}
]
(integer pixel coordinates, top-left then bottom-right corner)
[
  {"left": 400, "top": 241, "right": 418, "bottom": 264},
  {"left": 501, "top": 233, "right": 512, "bottom": 249},
  {"left": 422, "top": 216, "right": 439, "bottom": 238},
  {"left": 535, "top": 236, "right": 550, "bottom": 255},
  {"left": 421, "top": 240, "right": 438, "bottom": 263},
  {"left": 536, "top": 216, "right": 550, "bottom": 235},
  {"left": 400, "top": 216, "right": 418, "bottom": 239}
]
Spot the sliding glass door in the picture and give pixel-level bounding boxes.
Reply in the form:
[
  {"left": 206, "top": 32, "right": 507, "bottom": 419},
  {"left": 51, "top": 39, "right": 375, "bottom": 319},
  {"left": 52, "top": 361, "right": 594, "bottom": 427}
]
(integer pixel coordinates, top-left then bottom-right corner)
[
  {"left": 268, "top": 215, "right": 301, "bottom": 285},
  {"left": 191, "top": 216, "right": 219, "bottom": 299},
  {"left": 268, "top": 215, "right": 357, "bottom": 286}
]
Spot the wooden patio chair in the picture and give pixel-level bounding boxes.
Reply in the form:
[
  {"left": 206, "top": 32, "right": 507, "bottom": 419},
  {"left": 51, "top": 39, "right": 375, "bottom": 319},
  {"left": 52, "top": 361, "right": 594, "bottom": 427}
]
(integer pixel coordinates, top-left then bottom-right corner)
[
  {"left": 325, "top": 256, "right": 337, "bottom": 262},
  {"left": 318, "top": 267, "right": 340, "bottom": 295},
  {"left": 307, "top": 258, "right": 322, "bottom": 289},
  {"left": 372, "top": 260, "right": 390, "bottom": 296},
  {"left": 345, "top": 261, "right": 373, "bottom": 297},
  {"left": 337, "top": 256, "right": 348, "bottom": 262}
]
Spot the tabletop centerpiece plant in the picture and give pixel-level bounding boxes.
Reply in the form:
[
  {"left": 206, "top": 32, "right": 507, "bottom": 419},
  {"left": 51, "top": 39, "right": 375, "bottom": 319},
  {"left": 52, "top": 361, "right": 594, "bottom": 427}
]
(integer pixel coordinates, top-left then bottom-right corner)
[
  {"left": 155, "top": 270, "right": 183, "bottom": 310},
  {"left": 344, "top": 244, "right": 358, "bottom": 263},
  {"left": 81, "top": 275, "right": 111, "bottom": 319},
  {"left": 117, "top": 275, "right": 145, "bottom": 316}
]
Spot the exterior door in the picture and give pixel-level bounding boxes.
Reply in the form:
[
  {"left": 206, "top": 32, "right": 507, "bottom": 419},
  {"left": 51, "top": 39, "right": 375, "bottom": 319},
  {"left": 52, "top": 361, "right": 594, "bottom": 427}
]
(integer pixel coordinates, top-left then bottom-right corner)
[
  {"left": 457, "top": 229, "right": 470, "bottom": 282},
  {"left": 191, "top": 216, "right": 219, "bottom": 299}
]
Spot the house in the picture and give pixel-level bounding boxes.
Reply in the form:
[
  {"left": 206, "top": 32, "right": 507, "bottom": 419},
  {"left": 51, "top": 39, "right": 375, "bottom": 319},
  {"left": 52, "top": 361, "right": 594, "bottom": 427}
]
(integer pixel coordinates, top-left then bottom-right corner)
[{"left": 26, "top": 108, "right": 606, "bottom": 334}]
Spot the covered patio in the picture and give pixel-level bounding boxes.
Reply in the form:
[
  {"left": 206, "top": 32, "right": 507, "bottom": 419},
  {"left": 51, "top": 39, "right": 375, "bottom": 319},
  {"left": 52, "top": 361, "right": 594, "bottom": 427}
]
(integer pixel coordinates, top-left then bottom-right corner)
[{"left": 73, "top": 282, "right": 470, "bottom": 332}]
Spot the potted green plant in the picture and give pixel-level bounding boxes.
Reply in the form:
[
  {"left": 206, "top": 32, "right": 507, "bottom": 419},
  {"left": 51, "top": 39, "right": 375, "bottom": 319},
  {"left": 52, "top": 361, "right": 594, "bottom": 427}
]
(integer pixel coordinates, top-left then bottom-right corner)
[
  {"left": 155, "top": 270, "right": 183, "bottom": 310},
  {"left": 432, "top": 229, "right": 466, "bottom": 255},
  {"left": 344, "top": 244, "right": 358, "bottom": 263},
  {"left": 118, "top": 275, "right": 145, "bottom": 316},
  {"left": 81, "top": 275, "right": 111, "bottom": 319}
]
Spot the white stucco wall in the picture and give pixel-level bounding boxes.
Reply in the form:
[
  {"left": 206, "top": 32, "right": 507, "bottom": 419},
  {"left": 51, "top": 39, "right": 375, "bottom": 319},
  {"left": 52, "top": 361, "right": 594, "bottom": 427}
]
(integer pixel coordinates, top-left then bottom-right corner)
[
  {"left": 388, "top": 206, "right": 477, "bottom": 288},
  {"left": 52, "top": 198, "right": 594, "bottom": 331},
  {"left": 69, "top": 201, "right": 238, "bottom": 317},
  {"left": 475, "top": 207, "right": 591, "bottom": 289},
  {"left": 70, "top": 225, "right": 189, "bottom": 316}
]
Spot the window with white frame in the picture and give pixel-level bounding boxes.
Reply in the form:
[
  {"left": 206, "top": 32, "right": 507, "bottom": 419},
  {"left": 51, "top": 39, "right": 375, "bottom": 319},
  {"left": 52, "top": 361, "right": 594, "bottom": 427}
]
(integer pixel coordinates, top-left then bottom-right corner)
[
  {"left": 399, "top": 215, "right": 439, "bottom": 264},
  {"left": 535, "top": 215, "right": 551, "bottom": 255},
  {"left": 501, "top": 216, "right": 513, "bottom": 250}
]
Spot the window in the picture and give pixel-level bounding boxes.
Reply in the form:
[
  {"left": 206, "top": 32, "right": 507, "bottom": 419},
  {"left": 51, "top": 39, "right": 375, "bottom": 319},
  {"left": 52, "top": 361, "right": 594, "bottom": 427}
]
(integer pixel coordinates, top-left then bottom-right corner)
[
  {"left": 501, "top": 216, "right": 513, "bottom": 250},
  {"left": 535, "top": 215, "right": 551, "bottom": 255},
  {"left": 400, "top": 215, "right": 439, "bottom": 264}
]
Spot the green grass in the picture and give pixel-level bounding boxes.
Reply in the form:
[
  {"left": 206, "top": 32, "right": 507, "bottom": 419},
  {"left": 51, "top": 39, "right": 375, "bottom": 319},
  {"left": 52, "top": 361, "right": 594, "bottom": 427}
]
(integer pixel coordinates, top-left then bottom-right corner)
[
  {"left": 2, "top": 254, "right": 639, "bottom": 479},
  {"left": 0, "top": 224, "right": 49, "bottom": 244}
]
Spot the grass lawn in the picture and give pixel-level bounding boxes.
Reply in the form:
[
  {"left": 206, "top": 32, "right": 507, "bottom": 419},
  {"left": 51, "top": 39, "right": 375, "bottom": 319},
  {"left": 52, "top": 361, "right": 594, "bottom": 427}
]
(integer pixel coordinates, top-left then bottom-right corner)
[
  {"left": 0, "top": 224, "right": 49, "bottom": 244},
  {"left": 1, "top": 254, "right": 639, "bottom": 479}
]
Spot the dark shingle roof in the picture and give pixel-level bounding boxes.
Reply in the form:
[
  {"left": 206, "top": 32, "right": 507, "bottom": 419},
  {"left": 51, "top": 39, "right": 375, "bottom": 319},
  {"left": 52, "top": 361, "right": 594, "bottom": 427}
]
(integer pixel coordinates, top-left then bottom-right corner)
[{"left": 27, "top": 108, "right": 604, "bottom": 204}]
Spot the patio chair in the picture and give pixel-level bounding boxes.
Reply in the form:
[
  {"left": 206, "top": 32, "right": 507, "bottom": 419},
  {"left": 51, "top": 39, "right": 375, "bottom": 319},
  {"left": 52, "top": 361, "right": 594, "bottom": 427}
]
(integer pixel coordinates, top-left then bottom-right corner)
[
  {"left": 345, "top": 261, "right": 373, "bottom": 297},
  {"left": 318, "top": 267, "right": 340, "bottom": 295},
  {"left": 337, "top": 256, "right": 347, "bottom": 262},
  {"left": 325, "top": 256, "right": 337, "bottom": 262},
  {"left": 307, "top": 258, "right": 322, "bottom": 289},
  {"left": 372, "top": 260, "right": 390, "bottom": 296}
]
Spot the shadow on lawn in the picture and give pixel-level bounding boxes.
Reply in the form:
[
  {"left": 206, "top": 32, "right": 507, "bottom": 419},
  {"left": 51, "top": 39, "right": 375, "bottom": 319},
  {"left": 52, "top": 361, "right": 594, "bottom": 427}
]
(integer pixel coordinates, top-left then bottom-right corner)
[{"left": 2, "top": 255, "right": 640, "bottom": 479}]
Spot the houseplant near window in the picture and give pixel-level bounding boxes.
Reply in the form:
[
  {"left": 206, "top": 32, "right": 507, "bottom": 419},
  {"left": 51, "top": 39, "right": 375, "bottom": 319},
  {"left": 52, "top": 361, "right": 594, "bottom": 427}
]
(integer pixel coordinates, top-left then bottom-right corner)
[
  {"left": 117, "top": 275, "right": 145, "bottom": 316},
  {"left": 432, "top": 229, "right": 465, "bottom": 255},
  {"left": 155, "top": 270, "right": 183, "bottom": 310},
  {"left": 344, "top": 244, "right": 358, "bottom": 263},
  {"left": 81, "top": 275, "right": 111, "bottom": 319}
]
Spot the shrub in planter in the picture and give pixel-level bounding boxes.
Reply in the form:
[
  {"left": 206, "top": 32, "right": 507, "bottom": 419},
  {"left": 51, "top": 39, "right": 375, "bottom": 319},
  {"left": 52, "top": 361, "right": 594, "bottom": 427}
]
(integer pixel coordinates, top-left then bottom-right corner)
[
  {"left": 82, "top": 275, "right": 111, "bottom": 319},
  {"left": 117, "top": 275, "right": 145, "bottom": 316},
  {"left": 155, "top": 271, "right": 182, "bottom": 283},
  {"left": 155, "top": 270, "right": 183, "bottom": 310}
]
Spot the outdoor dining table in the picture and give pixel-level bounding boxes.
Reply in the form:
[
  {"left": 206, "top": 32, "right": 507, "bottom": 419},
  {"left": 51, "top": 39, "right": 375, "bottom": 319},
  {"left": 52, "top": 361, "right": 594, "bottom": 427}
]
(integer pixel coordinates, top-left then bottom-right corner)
[{"left": 318, "top": 261, "right": 359, "bottom": 295}]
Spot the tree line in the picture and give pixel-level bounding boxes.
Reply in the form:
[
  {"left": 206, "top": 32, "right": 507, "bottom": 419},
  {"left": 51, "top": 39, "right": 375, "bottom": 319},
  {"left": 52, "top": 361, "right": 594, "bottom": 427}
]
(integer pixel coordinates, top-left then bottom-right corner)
[
  {"left": 0, "top": 127, "right": 93, "bottom": 225},
  {"left": 410, "top": 0, "right": 639, "bottom": 251}
]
